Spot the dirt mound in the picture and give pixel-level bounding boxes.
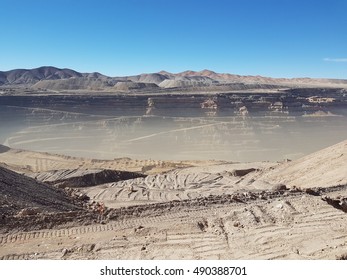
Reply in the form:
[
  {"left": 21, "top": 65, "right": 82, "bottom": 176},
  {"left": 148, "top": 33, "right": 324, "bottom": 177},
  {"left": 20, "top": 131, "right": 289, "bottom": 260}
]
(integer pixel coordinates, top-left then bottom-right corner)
[
  {"left": 31, "top": 77, "right": 112, "bottom": 90},
  {"left": 113, "top": 81, "right": 158, "bottom": 91},
  {"left": 255, "top": 139, "right": 347, "bottom": 188},
  {"left": 129, "top": 73, "right": 168, "bottom": 84},
  {"left": 31, "top": 169, "right": 146, "bottom": 188},
  {"left": 159, "top": 76, "right": 216, "bottom": 88},
  {"left": 0, "top": 166, "right": 80, "bottom": 217}
]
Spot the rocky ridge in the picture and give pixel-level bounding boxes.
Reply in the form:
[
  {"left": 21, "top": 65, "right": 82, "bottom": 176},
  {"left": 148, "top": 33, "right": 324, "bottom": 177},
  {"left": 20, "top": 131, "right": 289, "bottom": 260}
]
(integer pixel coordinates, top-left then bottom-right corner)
[{"left": 1, "top": 66, "right": 347, "bottom": 92}]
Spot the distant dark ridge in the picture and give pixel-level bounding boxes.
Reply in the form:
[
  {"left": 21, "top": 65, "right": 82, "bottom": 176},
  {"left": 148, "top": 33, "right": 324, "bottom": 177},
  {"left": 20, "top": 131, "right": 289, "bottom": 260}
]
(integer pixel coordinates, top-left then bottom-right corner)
[
  {"left": 33, "top": 169, "right": 146, "bottom": 188},
  {"left": 1, "top": 66, "right": 347, "bottom": 90},
  {"left": 0, "top": 144, "right": 10, "bottom": 153},
  {"left": 0, "top": 66, "right": 83, "bottom": 85}
]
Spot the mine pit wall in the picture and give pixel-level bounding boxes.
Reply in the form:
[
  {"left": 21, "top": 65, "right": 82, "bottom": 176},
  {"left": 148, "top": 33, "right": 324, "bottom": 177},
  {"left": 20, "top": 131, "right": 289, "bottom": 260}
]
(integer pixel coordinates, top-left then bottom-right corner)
[
  {"left": 0, "top": 88, "right": 346, "bottom": 119},
  {"left": 145, "top": 90, "right": 347, "bottom": 117}
]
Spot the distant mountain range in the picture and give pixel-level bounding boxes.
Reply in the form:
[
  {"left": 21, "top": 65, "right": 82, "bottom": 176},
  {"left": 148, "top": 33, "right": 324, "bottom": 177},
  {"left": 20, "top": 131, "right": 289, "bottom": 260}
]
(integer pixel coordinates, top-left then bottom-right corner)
[{"left": 1, "top": 66, "right": 347, "bottom": 91}]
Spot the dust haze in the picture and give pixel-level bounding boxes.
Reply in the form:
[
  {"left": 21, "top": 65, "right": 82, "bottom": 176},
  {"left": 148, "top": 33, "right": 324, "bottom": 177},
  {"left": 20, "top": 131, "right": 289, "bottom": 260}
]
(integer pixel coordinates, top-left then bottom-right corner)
[{"left": 1, "top": 94, "right": 346, "bottom": 162}]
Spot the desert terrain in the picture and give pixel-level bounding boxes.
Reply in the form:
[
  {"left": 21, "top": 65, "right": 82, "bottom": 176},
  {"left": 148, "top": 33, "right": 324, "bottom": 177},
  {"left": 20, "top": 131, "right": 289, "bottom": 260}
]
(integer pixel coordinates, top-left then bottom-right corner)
[
  {"left": 1, "top": 67, "right": 347, "bottom": 260},
  {"left": 0, "top": 140, "right": 347, "bottom": 260}
]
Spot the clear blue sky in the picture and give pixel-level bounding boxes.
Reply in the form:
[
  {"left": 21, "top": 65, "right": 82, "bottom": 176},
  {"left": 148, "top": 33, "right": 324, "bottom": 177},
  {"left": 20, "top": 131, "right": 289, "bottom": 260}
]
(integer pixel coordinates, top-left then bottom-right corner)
[{"left": 1, "top": 0, "right": 346, "bottom": 78}]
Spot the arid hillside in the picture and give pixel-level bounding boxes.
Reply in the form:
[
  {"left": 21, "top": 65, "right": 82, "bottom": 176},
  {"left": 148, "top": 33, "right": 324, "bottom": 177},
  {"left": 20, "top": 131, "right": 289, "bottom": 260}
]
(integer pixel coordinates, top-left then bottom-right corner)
[{"left": 1, "top": 66, "right": 347, "bottom": 92}]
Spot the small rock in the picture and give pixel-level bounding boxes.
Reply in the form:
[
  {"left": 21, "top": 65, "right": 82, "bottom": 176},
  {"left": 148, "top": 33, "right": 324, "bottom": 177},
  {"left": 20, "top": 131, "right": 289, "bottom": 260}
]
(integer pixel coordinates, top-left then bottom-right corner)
[
  {"left": 276, "top": 203, "right": 283, "bottom": 209},
  {"left": 290, "top": 186, "right": 300, "bottom": 192},
  {"left": 88, "top": 244, "right": 95, "bottom": 252},
  {"left": 61, "top": 248, "right": 69, "bottom": 257},
  {"left": 272, "top": 184, "right": 287, "bottom": 191},
  {"left": 135, "top": 225, "right": 145, "bottom": 233},
  {"left": 15, "top": 207, "right": 41, "bottom": 217},
  {"left": 339, "top": 199, "right": 347, "bottom": 212},
  {"left": 233, "top": 221, "right": 240, "bottom": 227},
  {"left": 305, "top": 188, "right": 320, "bottom": 196}
]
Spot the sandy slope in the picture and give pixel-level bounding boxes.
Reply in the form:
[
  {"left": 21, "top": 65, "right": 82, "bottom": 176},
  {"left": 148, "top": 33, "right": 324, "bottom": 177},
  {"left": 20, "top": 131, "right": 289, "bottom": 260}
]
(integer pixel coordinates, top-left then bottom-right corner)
[
  {"left": 252, "top": 140, "right": 347, "bottom": 189},
  {"left": 0, "top": 144, "right": 222, "bottom": 174},
  {"left": 0, "top": 166, "right": 80, "bottom": 216}
]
